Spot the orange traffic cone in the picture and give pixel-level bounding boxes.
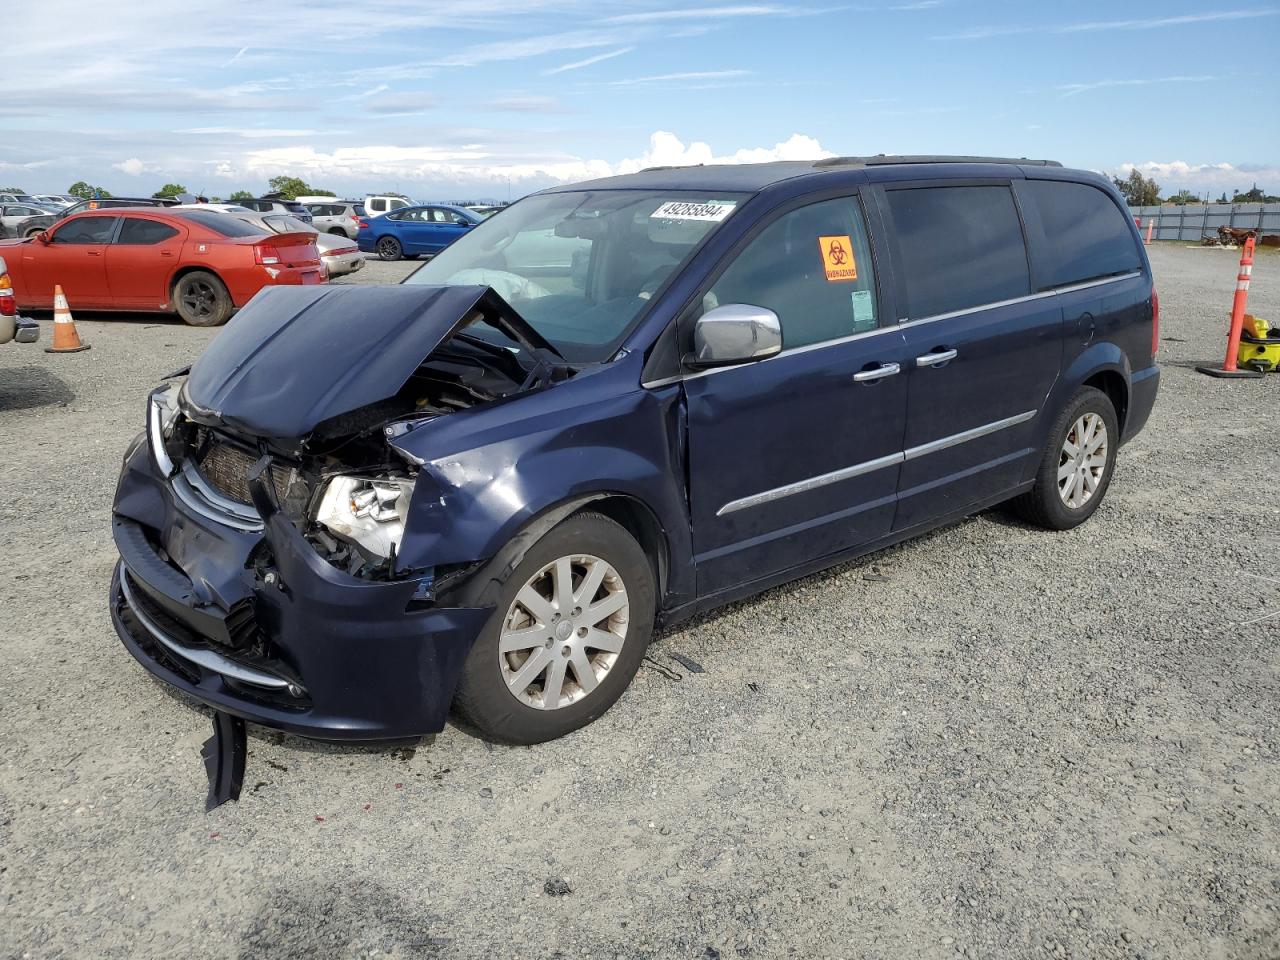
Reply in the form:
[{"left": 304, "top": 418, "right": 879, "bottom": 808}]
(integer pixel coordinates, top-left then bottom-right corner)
[{"left": 44, "top": 284, "right": 89, "bottom": 353}]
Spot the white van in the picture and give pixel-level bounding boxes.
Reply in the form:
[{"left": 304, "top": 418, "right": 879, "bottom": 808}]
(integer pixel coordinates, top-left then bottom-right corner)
[{"left": 363, "top": 195, "right": 412, "bottom": 218}]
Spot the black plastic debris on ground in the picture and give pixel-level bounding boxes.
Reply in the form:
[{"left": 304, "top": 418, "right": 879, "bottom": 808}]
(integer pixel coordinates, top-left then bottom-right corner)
[
  {"left": 202, "top": 711, "right": 247, "bottom": 812},
  {"left": 669, "top": 652, "right": 705, "bottom": 674},
  {"left": 543, "top": 878, "right": 572, "bottom": 896}
]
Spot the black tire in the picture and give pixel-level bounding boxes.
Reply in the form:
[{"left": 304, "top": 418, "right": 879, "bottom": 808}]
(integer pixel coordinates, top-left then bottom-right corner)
[
  {"left": 326, "top": 227, "right": 347, "bottom": 236},
  {"left": 25, "top": 227, "right": 45, "bottom": 239},
  {"left": 375, "top": 235, "right": 402, "bottom": 261},
  {"left": 1010, "top": 386, "right": 1119, "bottom": 530},
  {"left": 173, "top": 270, "right": 232, "bottom": 327},
  {"left": 453, "top": 511, "right": 656, "bottom": 744}
]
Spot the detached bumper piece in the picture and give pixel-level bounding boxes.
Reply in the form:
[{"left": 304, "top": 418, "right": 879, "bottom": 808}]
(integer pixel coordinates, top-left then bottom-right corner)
[{"left": 203, "top": 712, "right": 247, "bottom": 812}]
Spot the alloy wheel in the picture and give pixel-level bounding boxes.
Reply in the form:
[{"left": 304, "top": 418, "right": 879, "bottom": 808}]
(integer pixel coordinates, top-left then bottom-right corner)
[
  {"left": 498, "top": 554, "right": 629, "bottom": 710},
  {"left": 1057, "top": 412, "right": 1108, "bottom": 509},
  {"left": 180, "top": 280, "right": 215, "bottom": 319},
  {"left": 377, "top": 237, "right": 400, "bottom": 259}
]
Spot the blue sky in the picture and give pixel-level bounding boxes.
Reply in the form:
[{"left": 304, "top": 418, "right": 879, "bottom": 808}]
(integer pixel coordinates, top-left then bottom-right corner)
[{"left": 3, "top": 1, "right": 1277, "bottom": 200}]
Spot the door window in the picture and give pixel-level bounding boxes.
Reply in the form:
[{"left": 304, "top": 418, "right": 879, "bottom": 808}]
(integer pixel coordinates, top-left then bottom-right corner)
[
  {"left": 885, "top": 185, "right": 1030, "bottom": 319},
  {"left": 702, "top": 196, "right": 879, "bottom": 349},
  {"left": 390, "top": 198, "right": 409, "bottom": 210},
  {"left": 1022, "top": 180, "right": 1141, "bottom": 289},
  {"left": 51, "top": 216, "right": 118, "bottom": 243},
  {"left": 116, "top": 218, "right": 179, "bottom": 245}
]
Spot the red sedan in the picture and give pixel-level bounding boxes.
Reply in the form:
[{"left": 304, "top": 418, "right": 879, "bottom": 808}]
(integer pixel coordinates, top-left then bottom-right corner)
[{"left": 0, "top": 208, "right": 325, "bottom": 326}]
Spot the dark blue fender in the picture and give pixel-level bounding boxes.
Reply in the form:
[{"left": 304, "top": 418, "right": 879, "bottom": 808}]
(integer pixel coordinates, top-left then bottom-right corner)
[{"left": 389, "top": 350, "right": 696, "bottom": 611}]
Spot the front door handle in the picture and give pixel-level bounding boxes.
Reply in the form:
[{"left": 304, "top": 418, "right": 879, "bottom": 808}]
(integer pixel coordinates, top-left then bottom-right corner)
[
  {"left": 916, "top": 348, "right": 958, "bottom": 368},
  {"left": 853, "top": 361, "right": 901, "bottom": 383}
]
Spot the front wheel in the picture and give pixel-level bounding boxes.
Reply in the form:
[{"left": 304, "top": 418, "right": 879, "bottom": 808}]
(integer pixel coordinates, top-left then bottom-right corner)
[
  {"left": 1010, "top": 386, "right": 1119, "bottom": 530},
  {"left": 453, "top": 512, "right": 655, "bottom": 744},
  {"left": 173, "top": 270, "right": 232, "bottom": 326},
  {"left": 375, "top": 236, "right": 402, "bottom": 261}
]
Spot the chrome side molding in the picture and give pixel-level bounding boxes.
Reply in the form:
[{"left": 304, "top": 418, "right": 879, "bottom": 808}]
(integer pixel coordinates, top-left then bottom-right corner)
[{"left": 717, "top": 409, "right": 1037, "bottom": 516}]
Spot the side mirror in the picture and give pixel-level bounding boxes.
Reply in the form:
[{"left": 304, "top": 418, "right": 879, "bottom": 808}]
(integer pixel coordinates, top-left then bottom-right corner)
[
  {"left": 687, "top": 304, "right": 782, "bottom": 368},
  {"left": 36, "top": 231, "right": 50, "bottom": 244}
]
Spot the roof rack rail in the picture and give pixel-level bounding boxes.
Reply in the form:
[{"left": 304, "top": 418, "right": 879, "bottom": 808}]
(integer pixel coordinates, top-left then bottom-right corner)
[{"left": 813, "top": 154, "right": 1062, "bottom": 168}]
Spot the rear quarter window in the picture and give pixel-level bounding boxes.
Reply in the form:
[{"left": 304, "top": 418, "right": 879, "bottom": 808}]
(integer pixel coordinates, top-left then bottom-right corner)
[
  {"left": 179, "top": 211, "right": 265, "bottom": 238},
  {"left": 1023, "top": 180, "right": 1142, "bottom": 289},
  {"left": 885, "top": 185, "right": 1031, "bottom": 319}
]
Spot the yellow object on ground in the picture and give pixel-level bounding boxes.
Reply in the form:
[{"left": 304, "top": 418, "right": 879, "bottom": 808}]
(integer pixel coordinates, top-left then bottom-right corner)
[{"left": 1238, "top": 315, "right": 1280, "bottom": 372}]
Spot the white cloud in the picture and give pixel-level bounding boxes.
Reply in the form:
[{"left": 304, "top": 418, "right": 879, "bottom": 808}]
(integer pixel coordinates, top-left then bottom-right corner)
[
  {"left": 215, "top": 130, "right": 833, "bottom": 189},
  {"left": 613, "top": 131, "right": 833, "bottom": 174},
  {"left": 1056, "top": 75, "right": 1218, "bottom": 98},
  {"left": 935, "top": 9, "right": 1274, "bottom": 41},
  {"left": 602, "top": 5, "right": 787, "bottom": 24},
  {"left": 177, "top": 127, "right": 322, "bottom": 137},
  {"left": 542, "top": 46, "right": 634, "bottom": 75},
  {"left": 112, "top": 158, "right": 148, "bottom": 176},
  {"left": 607, "top": 69, "right": 752, "bottom": 86}
]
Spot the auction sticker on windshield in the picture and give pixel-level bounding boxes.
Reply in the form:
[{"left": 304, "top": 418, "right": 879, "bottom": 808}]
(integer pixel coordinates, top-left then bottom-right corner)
[{"left": 650, "top": 201, "right": 736, "bottom": 222}]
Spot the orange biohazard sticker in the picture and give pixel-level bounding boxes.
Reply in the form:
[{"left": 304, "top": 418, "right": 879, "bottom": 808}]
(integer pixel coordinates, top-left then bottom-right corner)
[{"left": 819, "top": 235, "right": 858, "bottom": 282}]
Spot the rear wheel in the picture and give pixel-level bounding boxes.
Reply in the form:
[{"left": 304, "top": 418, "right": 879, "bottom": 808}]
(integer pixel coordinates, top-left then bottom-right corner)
[
  {"left": 327, "top": 227, "right": 346, "bottom": 236},
  {"left": 376, "top": 236, "right": 402, "bottom": 261},
  {"left": 453, "top": 512, "right": 655, "bottom": 744},
  {"left": 1010, "top": 386, "right": 1119, "bottom": 530},
  {"left": 173, "top": 271, "right": 232, "bottom": 327}
]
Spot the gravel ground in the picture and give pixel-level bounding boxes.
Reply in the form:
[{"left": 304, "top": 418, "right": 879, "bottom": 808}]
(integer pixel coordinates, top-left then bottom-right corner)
[{"left": 1, "top": 245, "right": 1277, "bottom": 960}]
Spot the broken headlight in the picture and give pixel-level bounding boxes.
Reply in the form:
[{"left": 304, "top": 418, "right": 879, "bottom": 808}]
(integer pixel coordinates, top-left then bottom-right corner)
[
  {"left": 314, "top": 475, "right": 415, "bottom": 561},
  {"left": 147, "top": 384, "right": 181, "bottom": 476}
]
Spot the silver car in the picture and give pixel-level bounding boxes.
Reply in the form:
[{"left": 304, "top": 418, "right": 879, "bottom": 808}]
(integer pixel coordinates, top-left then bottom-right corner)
[
  {"left": 305, "top": 200, "right": 365, "bottom": 239},
  {"left": 0, "top": 203, "right": 59, "bottom": 239},
  {"left": 174, "top": 205, "right": 365, "bottom": 277}
]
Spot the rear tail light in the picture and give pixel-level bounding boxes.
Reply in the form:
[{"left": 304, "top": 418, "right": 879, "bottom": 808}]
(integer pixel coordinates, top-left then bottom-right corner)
[
  {"left": 0, "top": 272, "right": 14, "bottom": 317},
  {"left": 254, "top": 244, "right": 281, "bottom": 266},
  {"left": 1151, "top": 287, "right": 1160, "bottom": 358},
  {"left": 356, "top": 217, "right": 369, "bottom": 229}
]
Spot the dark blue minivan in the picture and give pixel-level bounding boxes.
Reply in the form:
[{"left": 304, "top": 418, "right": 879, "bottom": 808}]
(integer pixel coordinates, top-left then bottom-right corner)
[{"left": 111, "top": 156, "right": 1159, "bottom": 744}]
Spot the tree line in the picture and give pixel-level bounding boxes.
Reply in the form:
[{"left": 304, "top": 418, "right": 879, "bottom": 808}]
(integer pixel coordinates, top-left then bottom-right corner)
[
  {"left": 1112, "top": 169, "right": 1279, "bottom": 206},
  {"left": 0, "top": 176, "right": 340, "bottom": 203}
]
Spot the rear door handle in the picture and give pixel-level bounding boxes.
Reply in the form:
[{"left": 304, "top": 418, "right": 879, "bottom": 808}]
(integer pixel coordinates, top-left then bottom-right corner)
[
  {"left": 916, "top": 348, "right": 958, "bottom": 368},
  {"left": 853, "top": 362, "right": 901, "bottom": 383}
]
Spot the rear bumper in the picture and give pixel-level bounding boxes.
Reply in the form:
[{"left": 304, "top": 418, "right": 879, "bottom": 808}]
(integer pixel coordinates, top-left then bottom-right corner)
[
  {"left": 0, "top": 313, "right": 38, "bottom": 344},
  {"left": 110, "top": 445, "right": 490, "bottom": 740},
  {"left": 322, "top": 252, "right": 365, "bottom": 277},
  {"left": 1123, "top": 363, "right": 1160, "bottom": 442}
]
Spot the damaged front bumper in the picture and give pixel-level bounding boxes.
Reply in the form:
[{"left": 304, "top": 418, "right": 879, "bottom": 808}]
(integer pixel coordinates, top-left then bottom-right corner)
[{"left": 109, "top": 441, "right": 491, "bottom": 741}]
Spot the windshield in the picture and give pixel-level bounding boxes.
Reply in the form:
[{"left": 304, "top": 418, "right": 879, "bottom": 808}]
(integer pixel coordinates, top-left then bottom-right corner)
[{"left": 404, "top": 189, "right": 747, "bottom": 362}]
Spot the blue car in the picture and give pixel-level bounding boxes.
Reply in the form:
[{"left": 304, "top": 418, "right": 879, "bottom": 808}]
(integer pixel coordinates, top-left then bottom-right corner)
[
  {"left": 357, "top": 203, "right": 482, "bottom": 260},
  {"left": 111, "top": 156, "right": 1158, "bottom": 746}
]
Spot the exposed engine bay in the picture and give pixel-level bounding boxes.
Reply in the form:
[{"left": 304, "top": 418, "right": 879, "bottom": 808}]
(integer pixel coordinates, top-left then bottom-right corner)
[{"left": 155, "top": 284, "right": 574, "bottom": 582}]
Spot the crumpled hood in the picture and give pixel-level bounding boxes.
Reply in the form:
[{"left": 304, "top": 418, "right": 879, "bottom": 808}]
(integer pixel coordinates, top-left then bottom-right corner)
[{"left": 182, "top": 284, "right": 556, "bottom": 440}]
